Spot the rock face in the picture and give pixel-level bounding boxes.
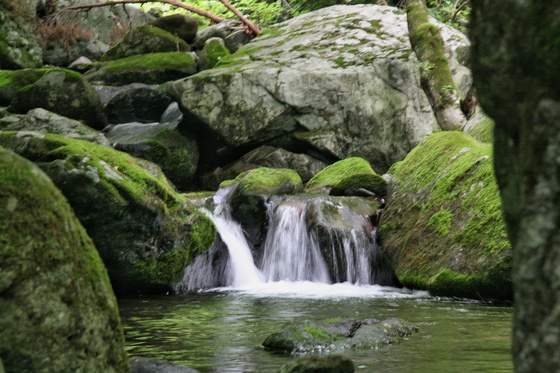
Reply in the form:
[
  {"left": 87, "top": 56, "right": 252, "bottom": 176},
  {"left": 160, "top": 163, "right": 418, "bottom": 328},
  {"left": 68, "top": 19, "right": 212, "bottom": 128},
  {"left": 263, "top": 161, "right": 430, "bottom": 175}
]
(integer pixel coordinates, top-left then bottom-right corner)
[
  {"left": 166, "top": 5, "right": 471, "bottom": 174},
  {"left": 0, "top": 4, "right": 43, "bottom": 69},
  {"left": 380, "top": 131, "right": 512, "bottom": 300},
  {"left": 0, "top": 147, "right": 129, "bottom": 372},
  {"left": 0, "top": 131, "right": 216, "bottom": 296}
]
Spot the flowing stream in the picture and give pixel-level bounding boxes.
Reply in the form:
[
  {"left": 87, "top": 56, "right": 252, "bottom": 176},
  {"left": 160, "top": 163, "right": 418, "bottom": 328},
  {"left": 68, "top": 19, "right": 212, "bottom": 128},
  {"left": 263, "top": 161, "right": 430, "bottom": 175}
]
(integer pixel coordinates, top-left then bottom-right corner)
[{"left": 119, "top": 195, "right": 512, "bottom": 371}]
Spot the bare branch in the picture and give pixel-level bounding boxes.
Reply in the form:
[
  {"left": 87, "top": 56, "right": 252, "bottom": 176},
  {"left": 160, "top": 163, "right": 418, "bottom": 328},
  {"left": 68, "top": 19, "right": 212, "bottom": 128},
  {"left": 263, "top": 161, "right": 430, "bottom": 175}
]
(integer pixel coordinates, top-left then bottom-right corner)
[
  {"left": 53, "top": 0, "right": 225, "bottom": 24},
  {"left": 218, "top": 0, "right": 260, "bottom": 35}
]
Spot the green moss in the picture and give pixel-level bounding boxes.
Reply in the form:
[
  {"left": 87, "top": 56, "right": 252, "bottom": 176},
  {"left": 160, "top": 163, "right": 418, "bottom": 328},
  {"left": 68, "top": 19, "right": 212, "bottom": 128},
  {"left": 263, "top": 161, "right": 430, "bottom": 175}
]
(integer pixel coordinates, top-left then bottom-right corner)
[
  {"left": 382, "top": 131, "right": 512, "bottom": 300},
  {"left": 427, "top": 210, "right": 453, "bottom": 236},
  {"left": 467, "top": 114, "right": 495, "bottom": 143},
  {"left": 230, "top": 167, "right": 303, "bottom": 195},
  {"left": 103, "top": 52, "right": 196, "bottom": 73},
  {"left": 306, "top": 157, "right": 387, "bottom": 195}
]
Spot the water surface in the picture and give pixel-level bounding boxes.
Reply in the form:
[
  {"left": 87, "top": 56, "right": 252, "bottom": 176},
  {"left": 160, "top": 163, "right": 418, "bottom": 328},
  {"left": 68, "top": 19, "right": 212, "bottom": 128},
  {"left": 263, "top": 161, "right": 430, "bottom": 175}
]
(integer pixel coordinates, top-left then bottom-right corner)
[{"left": 119, "top": 283, "right": 512, "bottom": 372}]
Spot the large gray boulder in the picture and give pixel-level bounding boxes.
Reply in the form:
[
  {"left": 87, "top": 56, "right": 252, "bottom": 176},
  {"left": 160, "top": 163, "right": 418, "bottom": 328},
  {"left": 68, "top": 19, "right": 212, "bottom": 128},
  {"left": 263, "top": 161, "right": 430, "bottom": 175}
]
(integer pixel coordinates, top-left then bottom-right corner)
[
  {"left": 166, "top": 5, "right": 471, "bottom": 174},
  {"left": 0, "top": 146, "right": 129, "bottom": 372}
]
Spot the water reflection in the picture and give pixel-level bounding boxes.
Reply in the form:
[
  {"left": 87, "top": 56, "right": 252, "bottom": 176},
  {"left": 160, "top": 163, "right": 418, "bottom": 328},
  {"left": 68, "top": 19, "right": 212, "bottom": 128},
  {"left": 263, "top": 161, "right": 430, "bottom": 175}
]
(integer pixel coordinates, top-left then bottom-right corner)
[{"left": 119, "top": 288, "right": 512, "bottom": 372}]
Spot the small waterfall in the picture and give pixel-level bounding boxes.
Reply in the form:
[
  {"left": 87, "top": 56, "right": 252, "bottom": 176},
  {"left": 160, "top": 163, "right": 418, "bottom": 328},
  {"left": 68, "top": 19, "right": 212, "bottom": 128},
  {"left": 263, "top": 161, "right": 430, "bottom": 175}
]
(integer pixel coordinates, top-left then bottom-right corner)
[
  {"left": 178, "top": 193, "right": 395, "bottom": 292},
  {"left": 201, "top": 209, "right": 263, "bottom": 287},
  {"left": 260, "top": 202, "right": 330, "bottom": 283}
]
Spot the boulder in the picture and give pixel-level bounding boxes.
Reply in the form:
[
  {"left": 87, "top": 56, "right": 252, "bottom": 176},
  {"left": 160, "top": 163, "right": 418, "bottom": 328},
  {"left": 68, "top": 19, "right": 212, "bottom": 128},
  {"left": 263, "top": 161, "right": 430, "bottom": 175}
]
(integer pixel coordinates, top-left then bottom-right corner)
[
  {"left": 0, "top": 68, "right": 52, "bottom": 106},
  {"left": 0, "top": 7, "right": 43, "bottom": 69},
  {"left": 197, "top": 37, "right": 231, "bottom": 71},
  {"left": 84, "top": 52, "right": 197, "bottom": 85},
  {"left": 222, "top": 167, "right": 304, "bottom": 196},
  {"left": 278, "top": 355, "right": 355, "bottom": 373},
  {"left": 263, "top": 317, "right": 417, "bottom": 353},
  {"left": 104, "top": 84, "right": 174, "bottom": 124},
  {"left": 0, "top": 108, "right": 111, "bottom": 146},
  {"left": 305, "top": 157, "right": 387, "bottom": 196},
  {"left": 6, "top": 68, "right": 108, "bottom": 130},
  {"left": 192, "top": 20, "right": 254, "bottom": 53},
  {"left": 165, "top": 5, "right": 471, "bottom": 174},
  {"left": 0, "top": 131, "right": 216, "bottom": 296},
  {"left": 102, "top": 25, "right": 191, "bottom": 62},
  {"left": 463, "top": 110, "right": 494, "bottom": 144},
  {"left": 130, "top": 356, "right": 199, "bottom": 373},
  {"left": 149, "top": 14, "right": 199, "bottom": 43},
  {"left": 202, "top": 145, "right": 327, "bottom": 189},
  {"left": 105, "top": 103, "right": 199, "bottom": 191},
  {"left": 0, "top": 146, "right": 129, "bottom": 372},
  {"left": 380, "top": 131, "right": 512, "bottom": 300},
  {"left": 38, "top": 0, "right": 153, "bottom": 66}
]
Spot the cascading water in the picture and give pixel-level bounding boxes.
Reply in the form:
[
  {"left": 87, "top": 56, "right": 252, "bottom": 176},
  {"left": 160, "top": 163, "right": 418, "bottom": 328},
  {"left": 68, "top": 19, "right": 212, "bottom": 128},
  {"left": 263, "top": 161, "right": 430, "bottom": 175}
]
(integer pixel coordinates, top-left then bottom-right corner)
[
  {"left": 177, "top": 194, "right": 396, "bottom": 292},
  {"left": 260, "top": 202, "right": 330, "bottom": 283}
]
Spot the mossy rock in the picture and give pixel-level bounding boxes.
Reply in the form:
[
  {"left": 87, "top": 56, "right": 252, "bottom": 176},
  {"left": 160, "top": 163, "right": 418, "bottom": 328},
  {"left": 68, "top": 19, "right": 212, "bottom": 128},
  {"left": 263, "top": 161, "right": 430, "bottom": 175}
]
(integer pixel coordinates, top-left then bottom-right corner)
[
  {"left": 198, "top": 37, "right": 231, "bottom": 71},
  {"left": 0, "top": 131, "right": 216, "bottom": 296},
  {"left": 221, "top": 167, "right": 303, "bottom": 196},
  {"left": 0, "top": 68, "right": 54, "bottom": 106},
  {"left": 380, "top": 131, "right": 512, "bottom": 300},
  {"left": 305, "top": 157, "right": 387, "bottom": 196},
  {"left": 6, "top": 68, "right": 108, "bottom": 130},
  {"left": 0, "top": 147, "right": 129, "bottom": 372},
  {"left": 102, "top": 25, "right": 191, "bottom": 61},
  {"left": 0, "top": 11, "right": 43, "bottom": 70},
  {"left": 263, "top": 317, "right": 417, "bottom": 353},
  {"left": 85, "top": 52, "right": 197, "bottom": 85},
  {"left": 464, "top": 110, "right": 494, "bottom": 143},
  {"left": 278, "top": 355, "right": 355, "bottom": 373}
]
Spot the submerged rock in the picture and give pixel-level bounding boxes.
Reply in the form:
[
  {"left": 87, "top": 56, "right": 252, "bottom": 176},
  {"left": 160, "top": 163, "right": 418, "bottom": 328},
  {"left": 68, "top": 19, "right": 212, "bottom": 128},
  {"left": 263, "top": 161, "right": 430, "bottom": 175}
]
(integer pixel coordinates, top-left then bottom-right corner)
[
  {"left": 278, "top": 354, "right": 355, "bottom": 373},
  {"left": 0, "top": 131, "right": 216, "bottom": 296},
  {"left": 130, "top": 356, "right": 199, "bottom": 372},
  {"left": 0, "top": 147, "right": 129, "bottom": 372},
  {"left": 381, "top": 131, "right": 512, "bottom": 300},
  {"left": 263, "top": 317, "right": 417, "bottom": 353}
]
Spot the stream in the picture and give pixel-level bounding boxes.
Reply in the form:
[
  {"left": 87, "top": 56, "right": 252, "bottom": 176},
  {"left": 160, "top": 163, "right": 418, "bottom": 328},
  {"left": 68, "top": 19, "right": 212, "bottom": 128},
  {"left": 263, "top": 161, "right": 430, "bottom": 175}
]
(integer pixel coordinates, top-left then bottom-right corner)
[{"left": 119, "top": 283, "right": 512, "bottom": 372}]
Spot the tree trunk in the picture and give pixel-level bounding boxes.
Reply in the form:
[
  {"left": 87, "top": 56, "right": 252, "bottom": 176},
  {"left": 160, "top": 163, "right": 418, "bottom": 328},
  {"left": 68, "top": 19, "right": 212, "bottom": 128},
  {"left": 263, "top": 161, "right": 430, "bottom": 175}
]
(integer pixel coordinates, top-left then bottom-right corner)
[
  {"left": 471, "top": 1, "right": 560, "bottom": 371},
  {"left": 406, "top": 0, "right": 467, "bottom": 131}
]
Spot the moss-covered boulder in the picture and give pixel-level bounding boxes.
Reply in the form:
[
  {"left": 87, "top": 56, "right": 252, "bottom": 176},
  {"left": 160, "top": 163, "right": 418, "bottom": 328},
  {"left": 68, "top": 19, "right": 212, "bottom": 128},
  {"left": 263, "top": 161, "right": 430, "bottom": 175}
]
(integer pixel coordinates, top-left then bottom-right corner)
[
  {"left": 85, "top": 52, "right": 197, "bottom": 85},
  {"left": 222, "top": 167, "right": 303, "bottom": 196},
  {"left": 4, "top": 68, "right": 108, "bottom": 130},
  {"left": 102, "top": 25, "right": 191, "bottom": 62},
  {"left": 0, "top": 131, "right": 216, "bottom": 296},
  {"left": 278, "top": 355, "right": 355, "bottom": 373},
  {"left": 263, "top": 318, "right": 417, "bottom": 353},
  {"left": 0, "top": 7, "right": 43, "bottom": 69},
  {"left": 0, "top": 108, "right": 110, "bottom": 146},
  {"left": 197, "top": 37, "right": 231, "bottom": 71},
  {"left": 0, "top": 147, "right": 129, "bottom": 372},
  {"left": 380, "top": 131, "right": 512, "bottom": 300},
  {"left": 306, "top": 157, "right": 387, "bottom": 196},
  {"left": 464, "top": 110, "right": 494, "bottom": 144}
]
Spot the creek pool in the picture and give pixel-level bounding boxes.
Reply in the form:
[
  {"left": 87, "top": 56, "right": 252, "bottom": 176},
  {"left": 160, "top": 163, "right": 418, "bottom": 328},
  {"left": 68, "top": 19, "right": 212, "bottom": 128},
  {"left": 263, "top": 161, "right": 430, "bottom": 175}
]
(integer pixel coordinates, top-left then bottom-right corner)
[{"left": 118, "top": 282, "right": 512, "bottom": 372}]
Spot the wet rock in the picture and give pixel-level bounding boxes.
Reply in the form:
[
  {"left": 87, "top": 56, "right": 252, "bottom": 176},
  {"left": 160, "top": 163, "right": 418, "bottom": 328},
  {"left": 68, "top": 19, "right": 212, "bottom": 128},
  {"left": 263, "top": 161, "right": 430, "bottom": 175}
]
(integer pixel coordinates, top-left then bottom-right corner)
[
  {"left": 278, "top": 354, "right": 355, "bottom": 373},
  {"left": 130, "top": 356, "right": 199, "bottom": 372}
]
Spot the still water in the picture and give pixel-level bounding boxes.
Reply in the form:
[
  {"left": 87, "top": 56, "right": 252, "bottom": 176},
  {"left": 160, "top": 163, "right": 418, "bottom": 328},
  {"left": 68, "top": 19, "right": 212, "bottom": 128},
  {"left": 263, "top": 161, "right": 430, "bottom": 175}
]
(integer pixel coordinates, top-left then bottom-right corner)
[{"left": 118, "top": 282, "right": 512, "bottom": 372}]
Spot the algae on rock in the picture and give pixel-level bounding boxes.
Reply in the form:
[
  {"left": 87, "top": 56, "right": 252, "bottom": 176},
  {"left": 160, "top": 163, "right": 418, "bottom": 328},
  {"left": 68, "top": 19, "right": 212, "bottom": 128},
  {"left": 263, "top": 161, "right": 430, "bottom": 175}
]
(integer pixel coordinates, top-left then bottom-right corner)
[
  {"left": 0, "top": 147, "right": 129, "bottom": 372},
  {"left": 380, "top": 131, "right": 511, "bottom": 300},
  {"left": 0, "top": 131, "right": 216, "bottom": 296}
]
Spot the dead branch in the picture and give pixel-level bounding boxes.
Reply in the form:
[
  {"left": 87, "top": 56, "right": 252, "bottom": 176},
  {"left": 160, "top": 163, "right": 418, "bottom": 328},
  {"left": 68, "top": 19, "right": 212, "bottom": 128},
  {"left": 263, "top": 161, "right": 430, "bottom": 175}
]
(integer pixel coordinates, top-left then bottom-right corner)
[
  {"left": 218, "top": 0, "right": 260, "bottom": 35},
  {"left": 52, "top": 0, "right": 226, "bottom": 26}
]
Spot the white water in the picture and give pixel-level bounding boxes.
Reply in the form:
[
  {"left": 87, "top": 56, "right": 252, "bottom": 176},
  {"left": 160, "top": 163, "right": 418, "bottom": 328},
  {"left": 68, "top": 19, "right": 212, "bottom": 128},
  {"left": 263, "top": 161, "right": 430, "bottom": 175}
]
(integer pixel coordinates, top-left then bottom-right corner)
[
  {"left": 201, "top": 209, "right": 263, "bottom": 287},
  {"left": 260, "top": 202, "right": 330, "bottom": 283}
]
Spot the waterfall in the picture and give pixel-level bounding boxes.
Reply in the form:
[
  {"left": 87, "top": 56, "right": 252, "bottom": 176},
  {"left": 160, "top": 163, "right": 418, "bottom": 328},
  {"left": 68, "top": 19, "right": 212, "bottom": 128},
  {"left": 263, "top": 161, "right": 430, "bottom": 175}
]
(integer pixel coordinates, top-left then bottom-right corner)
[
  {"left": 260, "top": 202, "right": 330, "bottom": 283},
  {"left": 178, "top": 194, "right": 394, "bottom": 292}
]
